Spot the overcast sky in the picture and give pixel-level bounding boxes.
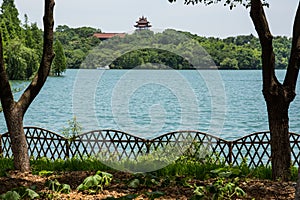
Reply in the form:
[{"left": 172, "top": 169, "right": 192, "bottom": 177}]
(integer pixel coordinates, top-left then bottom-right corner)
[{"left": 3, "top": 0, "right": 299, "bottom": 38}]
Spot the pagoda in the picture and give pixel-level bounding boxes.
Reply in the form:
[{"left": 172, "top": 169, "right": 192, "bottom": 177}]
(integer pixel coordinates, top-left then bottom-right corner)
[{"left": 134, "top": 16, "right": 152, "bottom": 30}]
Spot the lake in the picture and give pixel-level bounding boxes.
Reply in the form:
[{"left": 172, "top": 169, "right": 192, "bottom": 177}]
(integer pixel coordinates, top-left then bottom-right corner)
[{"left": 1, "top": 69, "right": 299, "bottom": 140}]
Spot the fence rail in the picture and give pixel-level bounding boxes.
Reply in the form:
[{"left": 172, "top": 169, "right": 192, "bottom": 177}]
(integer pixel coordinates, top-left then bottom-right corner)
[{"left": 1, "top": 127, "right": 300, "bottom": 167}]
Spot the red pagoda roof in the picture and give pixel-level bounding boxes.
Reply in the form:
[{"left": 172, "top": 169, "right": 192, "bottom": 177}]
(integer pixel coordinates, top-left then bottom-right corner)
[
  {"left": 93, "top": 33, "right": 126, "bottom": 40},
  {"left": 134, "top": 16, "right": 152, "bottom": 29}
]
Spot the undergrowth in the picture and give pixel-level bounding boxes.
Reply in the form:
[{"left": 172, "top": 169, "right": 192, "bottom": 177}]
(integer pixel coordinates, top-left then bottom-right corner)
[{"left": 0, "top": 156, "right": 298, "bottom": 181}]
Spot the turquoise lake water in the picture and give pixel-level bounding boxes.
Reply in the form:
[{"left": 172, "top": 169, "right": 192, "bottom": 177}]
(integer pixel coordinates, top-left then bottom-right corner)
[{"left": 1, "top": 69, "right": 299, "bottom": 140}]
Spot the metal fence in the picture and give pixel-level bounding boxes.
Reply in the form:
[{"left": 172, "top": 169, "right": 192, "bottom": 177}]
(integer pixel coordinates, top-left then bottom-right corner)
[{"left": 1, "top": 127, "right": 300, "bottom": 167}]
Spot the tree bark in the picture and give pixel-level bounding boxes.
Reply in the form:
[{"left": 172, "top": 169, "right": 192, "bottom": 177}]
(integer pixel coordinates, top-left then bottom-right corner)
[
  {"left": 250, "top": 0, "right": 300, "bottom": 181},
  {"left": 266, "top": 91, "right": 291, "bottom": 180},
  {"left": 4, "top": 105, "right": 30, "bottom": 171},
  {"left": 0, "top": 0, "right": 55, "bottom": 172}
]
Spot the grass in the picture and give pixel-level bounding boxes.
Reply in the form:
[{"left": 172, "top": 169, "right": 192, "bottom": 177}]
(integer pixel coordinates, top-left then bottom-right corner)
[
  {"left": 0, "top": 156, "right": 298, "bottom": 200},
  {"left": 0, "top": 155, "right": 298, "bottom": 181},
  {"left": 30, "top": 156, "right": 111, "bottom": 173},
  {"left": 0, "top": 158, "right": 14, "bottom": 176}
]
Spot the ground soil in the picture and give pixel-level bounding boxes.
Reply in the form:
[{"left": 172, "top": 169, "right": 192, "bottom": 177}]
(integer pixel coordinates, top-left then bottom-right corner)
[{"left": 0, "top": 170, "right": 296, "bottom": 199}]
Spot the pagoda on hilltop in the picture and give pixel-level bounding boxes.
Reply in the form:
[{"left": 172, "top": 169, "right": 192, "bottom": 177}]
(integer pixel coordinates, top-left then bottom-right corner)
[{"left": 134, "top": 16, "right": 152, "bottom": 30}]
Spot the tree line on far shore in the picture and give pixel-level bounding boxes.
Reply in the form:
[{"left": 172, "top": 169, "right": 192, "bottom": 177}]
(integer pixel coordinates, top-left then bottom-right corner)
[
  {"left": 1, "top": 0, "right": 292, "bottom": 80},
  {"left": 59, "top": 27, "right": 291, "bottom": 70},
  {"left": 0, "top": 0, "right": 66, "bottom": 80}
]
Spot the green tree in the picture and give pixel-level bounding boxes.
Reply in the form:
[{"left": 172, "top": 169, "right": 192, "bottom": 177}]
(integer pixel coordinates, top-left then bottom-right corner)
[
  {"left": 29, "top": 23, "right": 43, "bottom": 49},
  {"left": 52, "top": 39, "right": 66, "bottom": 76},
  {"left": 23, "top": 14, "right": 33, "bottom": 48},
  {"left": 0, "top": 0, "right": 55, "bottom": 172},
  {"left": 220, "top": 57, "right": 239, "bottom": 69},
  {"left": 5, "top": 39, "right": 26, "bottom": 80},
  {"left": 5, "top": 38, "right": 39, "bottom": 80},
  {"left": 0, "top": 0, "right": 22, "bottom": 41},
  {"left": 169, "top": 0, "right": 300, "bottom": 181},
  {"left": 55, "top": 25, "right": 100, "bottom": 68},
  {"left": 68, "top": 25, "right": 289, "bottom": 70},
  {"left": 0, "top": 0, "right": 42, "bottom": 80}
]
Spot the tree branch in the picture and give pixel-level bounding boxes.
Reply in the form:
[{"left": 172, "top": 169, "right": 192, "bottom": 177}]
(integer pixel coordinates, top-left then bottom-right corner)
[
  {"left": 0, "top": 32, "right": 14, "bottom": 111},
  {"left": 17, "top": 0, "right": 55, "bottom": 115},
  {"left": 283, "top": 1, "right": 300, "bottom": 99},
  {"left": 250, "top": 0, "right": 278, "bottom": 98}
]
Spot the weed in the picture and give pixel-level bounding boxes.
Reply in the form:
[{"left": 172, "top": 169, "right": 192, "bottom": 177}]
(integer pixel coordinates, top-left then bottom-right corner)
[
  {"left": 38, "top": 170, "right": 54, "bottom": 177},
  {"left": 0, "top": 187, "right": 39, "bottom": 200},
  {"left": 0, "top": 158, "right": 13, "bottom": 177},
  {"left": 191, "top": 177, "right": 246, "bottom": 200},
  {"left": 61, "top": 116, "right": 82, "bottom": 140},
  {"left": 77, "top": 171, "right": 113, "bottom": 194},
  {"left": 0, "top": 191, "right": 20, "bottom": 200},
  {"left": 45, "top": 179, "right": 71, "bottom": 194},
  {"left": 30, "top": 157, "right": 111, "bottom": 174}
]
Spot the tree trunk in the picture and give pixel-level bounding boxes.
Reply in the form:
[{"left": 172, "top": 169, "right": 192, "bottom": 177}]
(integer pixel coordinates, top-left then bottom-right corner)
[
  {"left": 4, "top": 104, "right": 30, "bottom": 171},
  {"left": 0, "top": 0, "right": 55, "bottom": 172},
  {"left": 265, "top": 91, "right": 291, "bottom": 180},
  {"left": 250, "top": 0, "right": 300, "bottom": 181}
]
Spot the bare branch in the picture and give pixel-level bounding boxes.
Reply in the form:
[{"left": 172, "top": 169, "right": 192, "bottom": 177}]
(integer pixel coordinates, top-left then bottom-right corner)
[
  {"left": 250, "top": 0, "right": 278, "bottom": 95},
  {"left": 283, "top": 1, "right": 300, "bottom": 95},
  {"left": 17, "top": 0, "right": 55, "bottom": 115}
]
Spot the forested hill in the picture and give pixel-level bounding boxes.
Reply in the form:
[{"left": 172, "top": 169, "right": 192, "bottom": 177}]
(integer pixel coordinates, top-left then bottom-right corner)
[
  {"left": 0, "top": 0, "right": 291, "bottom": 80},
  {"left": 181, "top": 31, "right": 291, "bottom": 70},
  {"left": 58, "top": 26, "right": 291, "bottom": 70}
]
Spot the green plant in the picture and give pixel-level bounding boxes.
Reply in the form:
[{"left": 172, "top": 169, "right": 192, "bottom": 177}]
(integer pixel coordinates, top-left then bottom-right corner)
[
  {"left": 128, "top": 173, "right": 162, "bottom": 188},
  {"left": 77, "top": 171, "right": 113, "bottom": 194},
  {"left": 144, "top": 191, "right": 165, "bottom": 200},
  {"left": 181, "top": 141, "right": 212, "bottom": 163},
  {"left": 210, "top": 166, "right": 242, "bottom": 178},
  {"left": 101, "top": 143, "right": 186, "bottom": 173},
  {"left": 38, "top": 170, "right": 54, "bottom": 177},
  {"left": 0, "top": 187, "right": 39, "bottom": 200},
  {"left": 155, "top": 153, "right": 227, "bottom": 180},
  {"left": 61, "top": 116, "right": 82, "bottom": 140},
  {"left": 191, "top": 178, "right": 246, "bottom": 200},
  {"left": 0, "top": 158, "right": 14, "bottom": 177},
  {"left": 0, "top": 191, "right": 20, "bottom": 200},
  {"left": 291, "top": 166, "right": 298, "bottom": 181},
  {"left": 45, "top": 179, "right": 71, "bottom": 194},
  {"left": 30, "top": 156, "right": 112, "bottom": 174}
]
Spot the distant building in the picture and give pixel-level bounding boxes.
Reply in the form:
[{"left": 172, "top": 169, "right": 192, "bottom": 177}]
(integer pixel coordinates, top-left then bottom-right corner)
[
  {"left": 134, "top": 16, "right": 152, "bottom": 30},
  {"left": 93, "top": 16, "right": 152, "bottom": 40},
  {"left": 93, "top": 33, "right": 126, "bottom": 41}
]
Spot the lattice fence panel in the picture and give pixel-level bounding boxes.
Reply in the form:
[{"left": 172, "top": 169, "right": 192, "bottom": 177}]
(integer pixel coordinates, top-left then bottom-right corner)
[
  {"left": 1, "top": 128, "right": 300, "bottom": 168},
  {"left": 231, "top": 132, "right": 271, "bottom": 167},
  {"left": 290, "top": 132, "right": 300, "bottom": 166},
  {"left": 0, "top": 127, "right": 68, "bottom": 160},
  {"left": 151, "top": 131, "right": 230, "bottom": 164},
  {"left": 24, "top": 127, "right": 68, "bottom": 160},
  {"left": 74, "top": 130, "right": 147, "bottom": 160},
  {"left": 1, "top": 132, "right": 12, "bottom": 158}
]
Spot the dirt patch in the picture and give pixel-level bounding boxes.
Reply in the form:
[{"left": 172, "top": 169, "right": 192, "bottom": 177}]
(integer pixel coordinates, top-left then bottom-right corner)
[{"left": 0, "top": 171, "right": 296, "bottom": 199}]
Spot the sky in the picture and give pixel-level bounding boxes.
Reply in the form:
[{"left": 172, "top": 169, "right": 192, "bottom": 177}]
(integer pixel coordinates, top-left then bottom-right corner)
[{"left": 2, "top": 0, "right": 299, "bottom": 38}]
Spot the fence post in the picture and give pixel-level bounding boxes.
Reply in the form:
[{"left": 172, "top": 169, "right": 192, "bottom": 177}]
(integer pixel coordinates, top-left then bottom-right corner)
[
  {"left": 0, "top": 134, "right": 2, "bottom": 158},
  {"left": 65, "top": 139, "right": 70, "bottom": 159},
  {"left": 146, "top": 139, "right": 151, "bottom": 154},
  {"left": 228, "top": 141, "right": 232, "bottom": 165}
]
